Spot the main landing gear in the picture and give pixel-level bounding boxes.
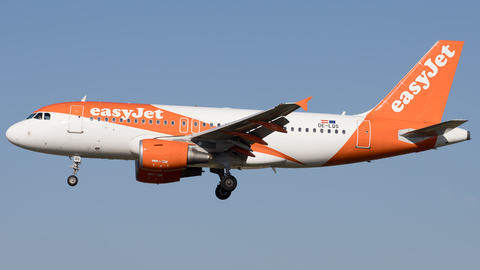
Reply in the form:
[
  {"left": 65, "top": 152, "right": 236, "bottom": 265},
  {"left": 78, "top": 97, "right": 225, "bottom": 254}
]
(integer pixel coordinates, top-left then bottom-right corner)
[
  {"left": 211, "top": 168, "right": 238, "bottom": 200},
  {"left": 67, "top": 156, "right": 81, "bottom": 187}
]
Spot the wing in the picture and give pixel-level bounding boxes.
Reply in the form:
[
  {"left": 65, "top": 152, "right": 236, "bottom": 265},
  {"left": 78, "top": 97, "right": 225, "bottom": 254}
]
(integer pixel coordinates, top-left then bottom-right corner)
[{"left": 190, "top": 97, "right": 312, "bottom": 157}]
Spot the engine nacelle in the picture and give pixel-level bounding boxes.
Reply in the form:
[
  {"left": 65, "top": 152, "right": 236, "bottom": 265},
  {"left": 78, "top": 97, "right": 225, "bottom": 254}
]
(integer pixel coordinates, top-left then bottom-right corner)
[
  {"left": 139, "top": 139, "right": 210, "bottom": 171},
  {"left": 135, "top": 161, "right": 203, "bottom": 184}
]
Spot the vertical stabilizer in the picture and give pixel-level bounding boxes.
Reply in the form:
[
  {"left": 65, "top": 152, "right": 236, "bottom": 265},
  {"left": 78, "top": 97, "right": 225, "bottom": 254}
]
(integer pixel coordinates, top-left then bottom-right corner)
[{"left": 367, "top": 40, "right": 464, "bottom": 123}]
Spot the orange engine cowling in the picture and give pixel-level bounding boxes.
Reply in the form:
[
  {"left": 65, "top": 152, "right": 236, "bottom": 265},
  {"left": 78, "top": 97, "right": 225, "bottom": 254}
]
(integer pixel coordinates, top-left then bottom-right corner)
[{"left": 139, "top": 139, "right": 210, "bottom": 171}]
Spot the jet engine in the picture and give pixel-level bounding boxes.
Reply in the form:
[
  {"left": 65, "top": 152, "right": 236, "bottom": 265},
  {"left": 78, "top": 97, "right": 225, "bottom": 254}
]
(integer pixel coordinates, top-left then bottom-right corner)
[{"left": 139, "top": 139, "right": 210, "bottom": 171}]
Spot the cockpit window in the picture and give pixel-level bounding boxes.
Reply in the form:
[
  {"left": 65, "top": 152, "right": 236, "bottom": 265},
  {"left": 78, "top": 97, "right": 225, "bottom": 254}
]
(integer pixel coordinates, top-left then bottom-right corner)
[{"left": 27, "top": 112, "right": 51, "bottom": 120}]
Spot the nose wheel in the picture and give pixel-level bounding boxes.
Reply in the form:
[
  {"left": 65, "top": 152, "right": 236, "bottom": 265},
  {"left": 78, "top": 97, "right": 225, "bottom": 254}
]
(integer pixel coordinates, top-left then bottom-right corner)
[
  {"left": 68, "top": 156, "right": 81, "bottom": 187},
  {"left": 67, "top": 175, "right": 78, "bottom": 186}
]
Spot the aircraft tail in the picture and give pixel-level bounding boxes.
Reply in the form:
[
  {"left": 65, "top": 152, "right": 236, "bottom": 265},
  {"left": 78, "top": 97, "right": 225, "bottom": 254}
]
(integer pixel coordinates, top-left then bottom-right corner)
[{"left": 367, "top": 40, "right": 464, "bottom": 123}]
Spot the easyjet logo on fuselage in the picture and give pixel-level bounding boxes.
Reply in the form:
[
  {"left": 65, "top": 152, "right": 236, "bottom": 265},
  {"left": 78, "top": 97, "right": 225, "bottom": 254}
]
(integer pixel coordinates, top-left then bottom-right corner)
[
  {"left": 391, "top": 45, "right": 456, "bottom": 113},
  {"left": 90, "top": 107, "right": 164, "bottom": 119}
]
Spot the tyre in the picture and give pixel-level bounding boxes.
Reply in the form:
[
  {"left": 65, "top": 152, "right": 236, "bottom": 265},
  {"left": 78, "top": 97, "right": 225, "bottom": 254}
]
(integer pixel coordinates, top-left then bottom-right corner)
[
  {"left": 215, "top": 185, "right": 231, "bottom": 200},
  {"left": 220, "top": 175, "right": 237, "bottom": 192},
  {"left": 67, "top": 175, "right": 78, "bottom": 186}
]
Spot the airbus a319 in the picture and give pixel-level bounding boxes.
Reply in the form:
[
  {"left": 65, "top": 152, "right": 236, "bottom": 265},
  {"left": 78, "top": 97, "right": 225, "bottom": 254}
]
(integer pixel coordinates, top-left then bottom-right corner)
[{"left": 6, "top": 40, "right": 470, "bottom": 200}]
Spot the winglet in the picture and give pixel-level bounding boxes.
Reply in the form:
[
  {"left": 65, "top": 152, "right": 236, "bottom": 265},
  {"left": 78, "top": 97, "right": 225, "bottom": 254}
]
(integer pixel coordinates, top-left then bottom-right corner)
[{"left": 296, "top": 96, "right": 312, "bottom": 111}]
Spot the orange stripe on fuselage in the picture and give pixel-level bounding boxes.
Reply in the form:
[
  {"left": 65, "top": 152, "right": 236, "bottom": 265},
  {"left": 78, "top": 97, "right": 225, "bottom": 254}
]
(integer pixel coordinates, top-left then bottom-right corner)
[
  {"left": 323, "top": 118, "right": 437, "bottom": 166},
  {"left": 251, "top": 144, "right": 306, "bottom": 165},
  {"left": 35, "top": 101, "right": 215, "bottom": 136}
]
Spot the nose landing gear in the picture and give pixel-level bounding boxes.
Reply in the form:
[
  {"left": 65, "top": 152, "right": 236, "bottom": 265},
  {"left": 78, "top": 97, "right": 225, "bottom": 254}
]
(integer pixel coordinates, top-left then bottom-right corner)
[
  {"left": 67, "top": 175, "right": 78, "bottom": 186},
  {"left": 67, "top": 156, "right": 81, "bottom": 186}
]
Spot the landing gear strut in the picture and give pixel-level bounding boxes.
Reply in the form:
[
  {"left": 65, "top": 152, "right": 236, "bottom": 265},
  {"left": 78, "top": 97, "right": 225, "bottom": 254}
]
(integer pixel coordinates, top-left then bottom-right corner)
[
  {"left": 68, "top": 156, "right": 81, "bottom": 187},
  {"left": 211, "top": 168, "right": 238, "bottom": 200}
]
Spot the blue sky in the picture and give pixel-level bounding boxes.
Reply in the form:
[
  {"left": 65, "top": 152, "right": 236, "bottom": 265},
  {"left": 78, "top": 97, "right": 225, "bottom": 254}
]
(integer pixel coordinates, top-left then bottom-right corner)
[{"left": 1, "top": 1, "right": 479, "bottom": 269}]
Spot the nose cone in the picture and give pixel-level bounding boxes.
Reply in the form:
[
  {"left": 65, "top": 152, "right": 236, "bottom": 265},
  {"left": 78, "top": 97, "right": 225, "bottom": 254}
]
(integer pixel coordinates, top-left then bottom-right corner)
[{"left": 6, "top": 124, "right": 19, "bottom": 145}]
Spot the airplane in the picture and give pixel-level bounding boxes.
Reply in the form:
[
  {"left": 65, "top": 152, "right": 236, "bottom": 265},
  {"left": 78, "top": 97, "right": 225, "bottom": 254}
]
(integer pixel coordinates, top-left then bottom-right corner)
[{"left": 6, "top": 40, "right": 471, "bottom": 200}]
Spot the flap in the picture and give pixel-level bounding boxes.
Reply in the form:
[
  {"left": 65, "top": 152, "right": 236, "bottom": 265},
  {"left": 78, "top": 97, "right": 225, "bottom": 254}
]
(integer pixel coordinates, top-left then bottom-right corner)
[{"left": 191, "top": 97, "right": 312, "bottom": 143}]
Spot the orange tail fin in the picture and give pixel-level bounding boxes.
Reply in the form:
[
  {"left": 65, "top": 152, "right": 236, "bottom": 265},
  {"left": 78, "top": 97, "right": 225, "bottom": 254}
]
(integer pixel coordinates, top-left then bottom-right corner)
[{"left": 367, "top": 40, "right": 464, "bottom": 123}]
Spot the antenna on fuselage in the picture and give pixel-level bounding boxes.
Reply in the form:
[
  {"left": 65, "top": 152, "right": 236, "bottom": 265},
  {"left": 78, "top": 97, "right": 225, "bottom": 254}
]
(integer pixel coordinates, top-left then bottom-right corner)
[{"left": 81, "top": 95, "right": 87, "bottom": 102}]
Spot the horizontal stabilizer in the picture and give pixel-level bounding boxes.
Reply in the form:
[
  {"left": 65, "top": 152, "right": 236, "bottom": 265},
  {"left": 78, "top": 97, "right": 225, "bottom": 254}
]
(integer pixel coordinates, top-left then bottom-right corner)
[{"left": 403, "top": 119, "right": 468, "bottom": 137}]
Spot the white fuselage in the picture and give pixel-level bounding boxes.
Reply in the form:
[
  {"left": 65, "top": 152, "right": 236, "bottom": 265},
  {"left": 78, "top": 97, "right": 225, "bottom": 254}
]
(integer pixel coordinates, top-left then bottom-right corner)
[{"left": 6, "top": 105, "right": 363, "bottom": 169}]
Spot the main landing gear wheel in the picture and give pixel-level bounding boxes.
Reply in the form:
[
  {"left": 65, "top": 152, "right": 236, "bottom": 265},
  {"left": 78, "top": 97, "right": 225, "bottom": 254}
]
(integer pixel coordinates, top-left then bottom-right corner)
[
  {"left": 215, "top": 185, "right": 231, "bottom": 200},
  {"left": 220, "top": 175, "right": 237, "bottom": 192},
  {"left": 67, "top": 175, "right": 78, "bottom": 186},
  {"left": 210, "top": 168, "right": 237, "bottom": 200}
]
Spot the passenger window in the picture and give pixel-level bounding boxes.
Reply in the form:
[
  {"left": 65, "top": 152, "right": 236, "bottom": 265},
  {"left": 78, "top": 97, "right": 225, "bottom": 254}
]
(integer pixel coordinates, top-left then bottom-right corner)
[
  {"left": 313, "top": 128, "right": 317, "bottom": 133},
  {"left": 97, "top": 117, "right": 101, "bottom": 121},
  {"left": 149, "top": 120, "right": 153, "bottom": 124},
  {"left": 164, "top": 120, "right": 168, "bottom": 125},
  {"left": 291, "top": 127, "right": 294, "bottom": 132},
  {"left": 142, "top": 119, "right": 145, "bottom": 124},
  {"left": 119, "top": 118, "right": 123, "bottom": 123},
  {"left": 328, "top": 129, "right": 331, "bottom": 134},
  {"left": 210, "top": 123, "right": 213, "bottom": 127},
  {"left": 127, "top": 119, "right": 131, "bottom": 123},
  {"left": 105, "top": 118, "right": 109, "bottom": 122},
  {"left": 171, "top": 121, "right": 175, "bottom": 126},
  {"left": 134, "top": 119, "right": 138, "bottom": 124},
  {"left": 306, "top": 128, "right": 309, "bottom": 133},
  {"left": 156, "top": 120, "right": 160, "bottom": 125},
  {"left": 90, "top": 116, "right": 93, "bottom": 121},
  {"left": 320, "top": 129, "right": 324, "bottom": 133},
  {"left": 112, "top": 118, "right": 116, "bottom": 123},
  {"left": 342, "top": 130, "right": 346, "bottom": 134},
  {"left": 298, "top": 127, "right": 301, "bottom": 132},
  {"left": 335, "top": 129, "right": 338, "bottom": 134},
  {"left": 34, "top": 113, "right": 43, "bottom": 120},
  {"left": 44, "top": 113, "right": 51, "bottom": 120}
]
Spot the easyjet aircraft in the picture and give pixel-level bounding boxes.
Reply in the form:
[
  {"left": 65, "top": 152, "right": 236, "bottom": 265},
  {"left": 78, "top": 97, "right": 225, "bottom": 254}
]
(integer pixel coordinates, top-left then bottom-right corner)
[{"left": 6, "top": 40, "right": 471, "bottom": 200}]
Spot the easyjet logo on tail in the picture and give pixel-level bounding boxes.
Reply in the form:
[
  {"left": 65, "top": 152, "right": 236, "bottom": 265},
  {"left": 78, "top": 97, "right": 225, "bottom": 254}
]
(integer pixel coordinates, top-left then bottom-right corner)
[
  {"left": 391, "top": 45, "right": 456, "bottom": 113},
  {"left": 90, "top": 107, "right": 164, "bottom": 119}
]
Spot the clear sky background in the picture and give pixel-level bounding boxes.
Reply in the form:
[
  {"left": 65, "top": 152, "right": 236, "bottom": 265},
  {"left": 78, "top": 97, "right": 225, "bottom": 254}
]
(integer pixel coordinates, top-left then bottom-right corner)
[{"left": 1, "top": 1, "right": 479, "bottom": 269}]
